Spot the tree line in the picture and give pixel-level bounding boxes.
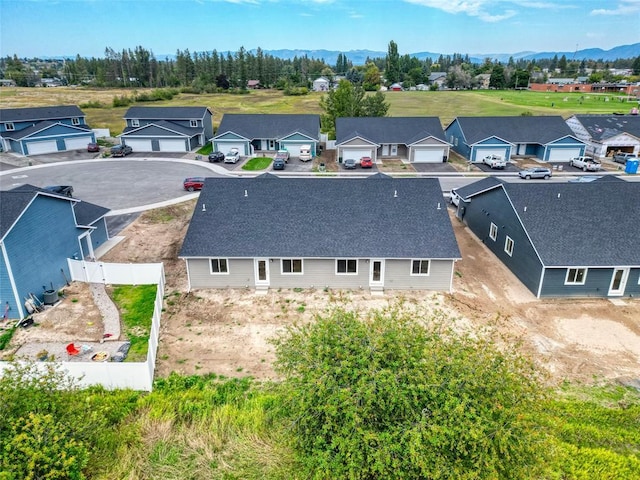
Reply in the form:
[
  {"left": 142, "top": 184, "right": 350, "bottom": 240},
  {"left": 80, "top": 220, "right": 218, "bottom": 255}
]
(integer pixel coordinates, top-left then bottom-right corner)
[{"left": 1, "top": 41, "right": 639, "bottom": 90}]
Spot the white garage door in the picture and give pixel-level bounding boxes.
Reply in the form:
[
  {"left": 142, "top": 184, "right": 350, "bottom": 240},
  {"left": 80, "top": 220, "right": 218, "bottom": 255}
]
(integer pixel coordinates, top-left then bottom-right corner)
[
  {"left": 64, "top": 136, "right": 93, "bottom": 151},
  {"left": 218, "top": 142, "right": 246, "bottom": 155},
  {"left": 548, "top": 148, "right": 581, "bottom": 162},
  {"left": 26, "top": 140, "right": 58, "bottom": 155},
  {"left": 342, "top": 148, "right": 373, "bottom": 162},
  {"left": 158, "top": 139, "right": 187, "bottom": 152},
  {"left": 474, "top": 148, "right": 508, "bottom": 163},
  {"left": 124, "top": 139, "right": 152, "bottom": 152},
  {"left": 413, "top": 147, "right": 445, "bottom": 163},
  {"left": 282, "top": 144, "right": 301, "bottom": 157}
]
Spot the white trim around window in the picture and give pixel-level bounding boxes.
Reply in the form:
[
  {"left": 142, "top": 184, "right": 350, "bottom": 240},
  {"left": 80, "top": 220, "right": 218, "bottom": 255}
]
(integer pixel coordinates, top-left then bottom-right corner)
[
  {"left": 410, "top": 259, "right": 430, "bottom": 276},
  {"left": 210, "top": 258, "right": 229, "bottom": 274},
  {"left": 504, "top": 236, "right": 514, "bottom": 257},
  {"left": 281, "top": 258, "right": 303, "bottom": 274},
  {"left": 190, "top": 119, "right": 198, "bottom": 127},
  {"left": 565, "top": 267, "right": 587, "bottom": 285},
  {"left": 489, "top": 222, "right": 498, "bottom": 241},
  {"left": 336, "top": 259, "right": 358, "bottom": 275},
  {"left": 72, "top": 117, "right": 80, "bottom": 125},
  {"left": 5, "top": 122, "right": 15, "bottom": 131},
  {"left": 131, "top": 119, "right": 140, "bottom": 127}
]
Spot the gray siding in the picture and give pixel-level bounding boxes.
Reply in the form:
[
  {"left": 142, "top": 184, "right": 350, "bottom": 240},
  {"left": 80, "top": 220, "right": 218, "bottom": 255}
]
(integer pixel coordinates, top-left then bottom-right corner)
[
  {"left": 187, "top": 258, "right": 254, "bottom": 288},
  {"left": 461, "top": 188, "right": 543, "bottom": 295},
  {"left": 384, "top": 259, "right": 454, "bottom": 290},
  {"left": 541, "top": 267, "right": 640, "bottom": 298},
  {"left": 269, "top": 259, "right": 368, "bottom": 289}
]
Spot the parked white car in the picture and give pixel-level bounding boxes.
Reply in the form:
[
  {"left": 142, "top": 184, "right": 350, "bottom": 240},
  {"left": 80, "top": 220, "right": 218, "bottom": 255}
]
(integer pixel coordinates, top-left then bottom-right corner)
[
  {"left": 224, "top": 148, "right": 241, "bottom": 164},
  {"left": 569, "top": 156, "right": 601, "bottom": 172}
]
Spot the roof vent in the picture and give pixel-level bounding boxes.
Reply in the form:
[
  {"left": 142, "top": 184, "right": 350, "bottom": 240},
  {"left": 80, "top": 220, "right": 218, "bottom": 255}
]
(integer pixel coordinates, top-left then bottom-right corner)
[
  {"left": 394, "top": 190, "right": 398, "bottom": 198},
  {"left": 524, "top": 206, "right": 527, "bottom": 212},
  {"left": 557, "top": 193, "right": 561, "bottom": 198},
  {"left": 437, "top": 202, "right": 441, "bottom": 210},
  {"left": 202, "top": 203, "right": 206, "bottom": 212},
  {"left": 244, "top": 189, "right": 248, "bottom": 197}
]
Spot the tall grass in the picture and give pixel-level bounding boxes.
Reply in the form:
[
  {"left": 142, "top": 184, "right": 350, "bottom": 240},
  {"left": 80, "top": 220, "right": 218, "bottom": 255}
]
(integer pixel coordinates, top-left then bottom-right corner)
[{"left": 110, "top": 284, "right": 157, "bottom": 361}]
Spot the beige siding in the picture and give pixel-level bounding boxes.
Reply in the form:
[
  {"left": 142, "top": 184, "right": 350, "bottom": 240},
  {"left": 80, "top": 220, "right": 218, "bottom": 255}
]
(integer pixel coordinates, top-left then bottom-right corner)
[
  {"left": 187, "top": 258, "right": 254, "bottom": 288},
  {"left": 383, "top": 259, "right": 454, "bottom": 290}
]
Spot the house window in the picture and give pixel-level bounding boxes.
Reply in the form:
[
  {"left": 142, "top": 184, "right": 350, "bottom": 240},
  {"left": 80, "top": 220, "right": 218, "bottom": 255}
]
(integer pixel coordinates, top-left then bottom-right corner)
[
  {"left": 131, "top": 119, "right": 140, "bottom": 127},
  {"left": 282, "top": 259, "right": 303, "bottom": 274},
  {"left": 72, "top": 117, "right": 80, "bottom": 125},
  {"left": 489, "top": 222, "right": 498, "bottom": 241},
  {"left": 565, "top": 268, "right": 587, "bottom": 285},
  {"left": 336, "top": 259, "right": 357, "bottom": 274},
  {"left": 5, "top": 122, "right": 15, "bottom": 131},
  {"left": 504, "top": 236, "right": 514, "bottom": 257},
  {"left": 190, "top": 120, "right": 198, "bottom": 127},
  {"left": 454, "top": 137, "right": 458, "bottom": 146},
  {"left": 411, "top": 260, "right": 430, "bottom": 275},
  {"left": 210, "top": 258, "right": 229, "bottom": 274}
]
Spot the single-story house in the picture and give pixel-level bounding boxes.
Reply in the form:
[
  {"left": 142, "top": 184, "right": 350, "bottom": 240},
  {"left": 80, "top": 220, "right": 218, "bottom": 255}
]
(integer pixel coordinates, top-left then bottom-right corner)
[
  {"left": 428, "top": 72, "right": 447, "bottom": 89},
  {"left": 445, "top": 116, "right": 586, "bottom": 162},
  {"left": 452, "top": 176, "right": 640, "bottom": 298},
  {"left": 0, "top": 105, "right": 95, "bottom": 155},
  {"left": 0, "top": 185, "right": 110, "bottom": 319},
  {"left": 312, "top": 77, "right": 330, "bottom": 92},
  {"left": 118, "top": 106, "right": 213, "bottom": 153},
  {"left": 212, "top": 114, "right": 320, "bottom": 158},
  {"left": 336, "top": 117, "right": 450, "bottom": 164},
  {"left": 179, "top": 174, "right": 461, "bottom": 293},
  {"left": 565, "top": 114, "right": 640, "bottom": 159}
]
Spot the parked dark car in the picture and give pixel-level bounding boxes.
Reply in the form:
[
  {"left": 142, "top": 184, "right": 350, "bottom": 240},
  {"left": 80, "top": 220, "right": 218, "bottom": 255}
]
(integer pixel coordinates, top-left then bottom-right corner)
[
  {"left": 183, "top": 177, "right": 205, "bottom": 191},
  {"left": 273, "top": 158, "right": 286, "bottom": 170},
  {"left": 343, "top": 158, "right": 357, "bottom": 169},
  {"left": 208, "top": 151, "right": 225, "bottom": 162},
  {"left": 44, "top": 185, "right": 74, "bottom": 197},
  {"left": 87, "top": 142, "right": 100, "bottom": 152},
  {"left": 360, "top": 157, "right": 373, "bottom": 168},
  {"left": 111, "top": 145, "right": 133, "bottom": 157}
]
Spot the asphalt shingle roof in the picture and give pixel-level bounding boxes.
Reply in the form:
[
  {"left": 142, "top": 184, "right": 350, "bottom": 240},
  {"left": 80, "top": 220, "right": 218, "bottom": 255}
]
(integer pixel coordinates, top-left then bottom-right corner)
[
  {"left": 180, "top": 174, "right": 460, "bottom": 260},
  {"left": 2, "top": 121, "right": 91, "bottom": 140},
  {"left": 453, "top": 177, "right": 504, "bottom": 200},
  {"left": 123, "top": 106, "right": 210, "bottom": 120},
  {"left": 121, "top": 120, "right": 199, "bottom": 137},
  {"left": 336, "top": 117, "right": 447, "bottom": 145},
  {"left": 216, "top": 114, "right": 320, "bottom": 140},
  {"left": 452, "top": 116, "right": 577, "bottom": 145},
  {"left": 571, "top": 114, "right": 640, "bottom": 141},
  {"left": 0, "top": 105, "right": 85, "bottom": 123},
  {"left": 497, "top": 180, "right": 639, "bottom": 267}
]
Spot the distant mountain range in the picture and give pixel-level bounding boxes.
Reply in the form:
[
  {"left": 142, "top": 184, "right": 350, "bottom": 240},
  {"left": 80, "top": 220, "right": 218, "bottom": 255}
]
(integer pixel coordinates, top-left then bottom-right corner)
[{"left": 241, "top": 43, "right": 639, "bottom": 65}]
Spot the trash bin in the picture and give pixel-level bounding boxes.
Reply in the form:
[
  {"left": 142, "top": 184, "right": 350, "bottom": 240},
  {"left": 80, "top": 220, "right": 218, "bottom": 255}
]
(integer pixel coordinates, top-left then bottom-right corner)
[
  {"left": 43, "top": 290, "right": 58, "bottom": 305},
  {"left": 625, "top": 159, "right": 639, "bottom": 174}
]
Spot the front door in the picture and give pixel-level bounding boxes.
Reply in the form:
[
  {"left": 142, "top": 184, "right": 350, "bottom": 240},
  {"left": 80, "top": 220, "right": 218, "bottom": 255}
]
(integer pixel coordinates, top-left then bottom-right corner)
[
  {"left": 255, "top": 259, "right": 270, "bottom": 287},
  {"left": 391, "top": 144, "right": 398, "bottom": 156},
  {"left": 382, "top": 144, "right": 390, "bottom": 156},
  {"left": 268, "top": 139, "right": 276, "bottom": 150},
  {"left": 369, "top": 259, "right": 384, "bottom": 288},
  {"left": 608, "top": 268, "right": 629, "bottom": 296}
]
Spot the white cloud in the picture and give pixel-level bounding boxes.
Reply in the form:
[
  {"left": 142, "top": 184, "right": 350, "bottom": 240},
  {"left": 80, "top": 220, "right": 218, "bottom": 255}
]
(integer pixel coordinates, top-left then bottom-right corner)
[
  {"left": 403, "top": 0, "right": 569, "bottom": 22},
  {"left": 591, "top": 0, "right": 640, "bottom": 16}
]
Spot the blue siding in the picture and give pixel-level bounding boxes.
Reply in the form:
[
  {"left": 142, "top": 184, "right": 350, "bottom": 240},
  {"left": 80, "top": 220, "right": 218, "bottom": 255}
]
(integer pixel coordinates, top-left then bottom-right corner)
[
  {"left": 541, "top": 268, "right": 640, "bottom": 298},
  {"left": 627, "top": 269, "right": 640, "bottom": 297},
  {"left": 0, "top": 248, "right": 19, "bottom": 319},
  {"left": 444, "top": 120, "right": 471, "bottom": 159},
  {"left": 28, "top": 124, "right": 84, "bottom": 137},
  {"left": 460, "top": 187, "right": 543, "bottom": 295},
  {"left": 90, "top": 219, "right": 109, "bottom": 250},
  {"left": 4, "top": 196, "right": 81, "bottom": 307}
]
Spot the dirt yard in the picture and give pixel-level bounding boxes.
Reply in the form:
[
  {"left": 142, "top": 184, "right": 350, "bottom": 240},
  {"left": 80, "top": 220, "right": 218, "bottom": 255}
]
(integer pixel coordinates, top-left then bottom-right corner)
[{"left": 9, "top": 200, "right": 638, "bottom": 384}]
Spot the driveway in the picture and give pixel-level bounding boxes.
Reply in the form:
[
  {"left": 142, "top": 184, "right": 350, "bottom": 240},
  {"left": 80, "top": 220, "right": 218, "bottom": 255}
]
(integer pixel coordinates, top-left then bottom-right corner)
[{"left": 411, "top": 162, "right": 458, "bottom": 173}]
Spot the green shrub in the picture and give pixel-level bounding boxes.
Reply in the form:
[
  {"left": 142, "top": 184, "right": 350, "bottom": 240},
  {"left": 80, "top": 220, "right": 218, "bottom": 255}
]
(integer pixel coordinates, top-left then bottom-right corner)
[
  {"left": 79, "top": 100, "right": 105, "bottom": 109},
  {"left": 112, "top": 95, "right": 133, "bottom": 107}
]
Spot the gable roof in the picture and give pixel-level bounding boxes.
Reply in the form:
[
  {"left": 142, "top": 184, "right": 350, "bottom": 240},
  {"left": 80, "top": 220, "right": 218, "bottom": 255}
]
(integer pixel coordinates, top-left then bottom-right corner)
[
  {"left": 468, "top": 178, "right": 639, "bottom": 267},
  {"left": 0, "top": 185, "right": 108, "bottom": 239},
  {"left": 453, "top": 176, "right": 504, "bottom": 200},
  {"left": 215, "top": 114, "right": 320, "bottom": 141},
  {"left": 450, "top": 116, "right": 580, "bottom": 145},
  {"left": 570, "top": 114, "right": 640, "bottom": 141},
  {"left": 336, "top": 117, "right": 447, "bottom": 145},
  {"left": 0, "top": 105, "right": 85, "bottom": 123},
  {"left": 123, "top": 106, "right": 211, "bottom": 120},
  {"left": 2, "top": 121, "right": 91, "bottom": 140},
  {"left": 429, "top": 72, "right": 447, "bottom": 81},
  {"left": 180, "top": 174, "right": 460, "bottom": 260},
  {"left": 120, "top": 120, "right": 199, "bottom": 137}
]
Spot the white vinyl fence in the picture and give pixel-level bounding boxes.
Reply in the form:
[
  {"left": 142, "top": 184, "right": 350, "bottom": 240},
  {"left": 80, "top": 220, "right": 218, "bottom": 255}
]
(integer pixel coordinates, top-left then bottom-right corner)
[{"left": 0, "top": 260, "right": 164, "bottom": 391}]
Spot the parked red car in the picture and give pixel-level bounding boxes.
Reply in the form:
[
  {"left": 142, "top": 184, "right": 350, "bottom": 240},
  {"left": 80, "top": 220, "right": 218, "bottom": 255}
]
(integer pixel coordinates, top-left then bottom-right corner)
[
  {"left": 183, "top": 177, "right": 205, "bottom": 191},
  {"left": 87, "top": 142, "right": 100, "bottom": 152},
  {"left": 360, "top": 156, "right": 373, "bottom": 168}
]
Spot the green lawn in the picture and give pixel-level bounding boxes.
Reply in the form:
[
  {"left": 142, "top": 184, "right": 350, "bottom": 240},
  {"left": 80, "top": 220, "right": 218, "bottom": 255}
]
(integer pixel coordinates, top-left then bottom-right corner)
[{"left": 242, "top": 156, "right": 273, "bottom": 170}]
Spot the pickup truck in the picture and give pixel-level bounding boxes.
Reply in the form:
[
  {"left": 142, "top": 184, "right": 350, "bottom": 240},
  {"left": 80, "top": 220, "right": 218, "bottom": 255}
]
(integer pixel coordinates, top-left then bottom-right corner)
[
  {"left": 274, "top": 150, "right": 290, "bottom": 163},
  {"left": 482, "top": 154, "right": 506, "bottom": 169},
  {"left": 612, "top": 152, "right": 638, "bottom": 164},
  {"left": 569, "top": 156, "right": 601, "bottom": 171}
]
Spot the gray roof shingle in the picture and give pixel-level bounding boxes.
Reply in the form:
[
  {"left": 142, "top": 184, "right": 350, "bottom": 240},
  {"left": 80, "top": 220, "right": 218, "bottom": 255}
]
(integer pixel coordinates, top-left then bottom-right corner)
[
  {"left": 216, "top": 114, "right": 320, "bottom": 140},
  {"left": 452, "top": 116, "right": 578, "bottom": 145},
  {"left": 123, "top": 106, "right": 211, "bottom": 120},
  {"left": 2, "top": 121, "right": 91, "bottom": 140},
  {"left": 180, "top": 174, "right": 460, "bottom": 260},
  {"left": 0, "top": 105, "right": 85, "bottom": 123},
  {"left": 336, "top": 117, "right": 447, "bottom": 145},
  {"left": 571, "top": 114, "right": 640, "bottom": 141}
]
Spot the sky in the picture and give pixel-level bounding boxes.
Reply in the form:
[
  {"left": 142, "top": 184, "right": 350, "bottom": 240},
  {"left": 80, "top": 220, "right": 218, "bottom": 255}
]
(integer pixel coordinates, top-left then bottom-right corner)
[{"left": 1, "top": 0, "right": 639, "bottom": 59}]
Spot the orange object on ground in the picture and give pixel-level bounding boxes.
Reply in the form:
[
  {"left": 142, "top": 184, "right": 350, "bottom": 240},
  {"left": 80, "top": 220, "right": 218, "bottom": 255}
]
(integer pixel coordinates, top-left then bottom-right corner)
[{"left": 66, "top": 343, "right": 80, "bottom": 356}]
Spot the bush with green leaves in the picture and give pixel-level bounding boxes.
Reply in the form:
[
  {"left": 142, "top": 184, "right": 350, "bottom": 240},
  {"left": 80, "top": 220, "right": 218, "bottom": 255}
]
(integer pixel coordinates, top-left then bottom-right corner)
[{"left": 273, "top": 307, "right": 549, "bottom": 479}]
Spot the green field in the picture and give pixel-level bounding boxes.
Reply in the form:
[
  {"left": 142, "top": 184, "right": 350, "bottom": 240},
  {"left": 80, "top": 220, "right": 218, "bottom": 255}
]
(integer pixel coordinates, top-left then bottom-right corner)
[{"left": 1, "top": 87, "right": 636, "bottom": 135}]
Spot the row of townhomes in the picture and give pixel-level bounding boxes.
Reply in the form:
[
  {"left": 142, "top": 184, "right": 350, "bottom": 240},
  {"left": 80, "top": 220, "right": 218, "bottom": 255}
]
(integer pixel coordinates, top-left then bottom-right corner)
[{"left": 1, "top": 106, "right": 639, "bottom": 319}]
